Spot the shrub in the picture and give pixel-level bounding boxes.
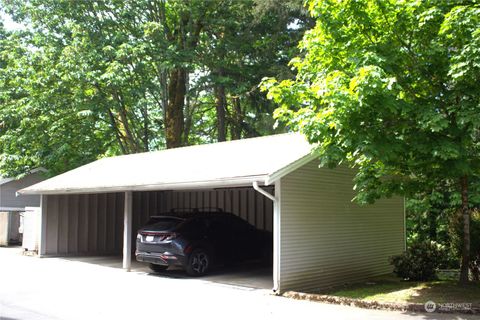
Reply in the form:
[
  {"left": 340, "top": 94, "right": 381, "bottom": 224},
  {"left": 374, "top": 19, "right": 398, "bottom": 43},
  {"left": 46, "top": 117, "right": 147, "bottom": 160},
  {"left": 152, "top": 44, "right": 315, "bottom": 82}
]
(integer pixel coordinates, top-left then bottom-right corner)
[{"left": 389, "top": 241, "right": 445, "bottom": 281}]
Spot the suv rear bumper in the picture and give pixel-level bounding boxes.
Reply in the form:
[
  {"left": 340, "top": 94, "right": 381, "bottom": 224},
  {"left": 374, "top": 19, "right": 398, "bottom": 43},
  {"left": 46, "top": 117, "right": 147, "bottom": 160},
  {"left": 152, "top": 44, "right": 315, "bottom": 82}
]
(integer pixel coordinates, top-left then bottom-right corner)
[{"left": 135, "top": 251, "right": 186, "bottom": 267}]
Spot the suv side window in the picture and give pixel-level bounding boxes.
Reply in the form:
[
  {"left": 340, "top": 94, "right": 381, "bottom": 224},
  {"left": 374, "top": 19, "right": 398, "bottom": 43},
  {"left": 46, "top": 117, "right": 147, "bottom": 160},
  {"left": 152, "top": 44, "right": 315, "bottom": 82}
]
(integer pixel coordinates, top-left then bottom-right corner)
[
  {"left": 216, "top": 215, "right": 255, "bottom": 235},
  {"left": 177, "top": 218, "right": 208, "bottom": 235},
  {"left": 231, "top": 216, "right": 255, "bottom": 233}
]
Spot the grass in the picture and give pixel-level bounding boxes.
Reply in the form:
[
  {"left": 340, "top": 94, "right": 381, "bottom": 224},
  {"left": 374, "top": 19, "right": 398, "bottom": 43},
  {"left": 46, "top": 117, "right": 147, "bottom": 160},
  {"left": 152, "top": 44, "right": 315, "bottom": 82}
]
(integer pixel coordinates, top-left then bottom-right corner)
[{"left": 321, "top": 275, "right": 480, "bottom": 305}]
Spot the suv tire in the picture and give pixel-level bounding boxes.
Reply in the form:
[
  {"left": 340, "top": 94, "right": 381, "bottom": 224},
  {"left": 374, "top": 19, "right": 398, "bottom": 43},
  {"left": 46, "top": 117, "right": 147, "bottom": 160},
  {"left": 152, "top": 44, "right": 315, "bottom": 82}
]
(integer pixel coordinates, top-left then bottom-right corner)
[{"left": 186, "top": 248, "right": 211, "bottom": 276}]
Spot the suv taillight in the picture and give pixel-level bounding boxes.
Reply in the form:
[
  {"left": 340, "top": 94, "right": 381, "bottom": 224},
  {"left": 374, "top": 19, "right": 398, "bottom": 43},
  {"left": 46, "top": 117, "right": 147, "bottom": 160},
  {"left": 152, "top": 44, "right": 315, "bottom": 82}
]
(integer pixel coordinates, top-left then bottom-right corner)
[
  {"left": 162, "top": 233, "right": 177, "bottom": 241},
  {"left": 141, "top": 232, "right": 177, "bottom": 241}
]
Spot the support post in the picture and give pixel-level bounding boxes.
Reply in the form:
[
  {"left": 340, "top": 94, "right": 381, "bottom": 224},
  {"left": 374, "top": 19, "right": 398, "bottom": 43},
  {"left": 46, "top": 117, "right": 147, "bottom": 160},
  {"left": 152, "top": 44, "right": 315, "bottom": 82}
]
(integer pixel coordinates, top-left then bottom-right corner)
[
  {"left": 273, "top": 180, "right": 281, "bottom": 294},
  {"left": 253, "top": 181, "right": 280, "bottom": 293},
  {"left": 123, "top": 191, "right": 133, "bottom": 271},
  {"left": 39, "top": 195, "right": 48, "bottom": 256}
]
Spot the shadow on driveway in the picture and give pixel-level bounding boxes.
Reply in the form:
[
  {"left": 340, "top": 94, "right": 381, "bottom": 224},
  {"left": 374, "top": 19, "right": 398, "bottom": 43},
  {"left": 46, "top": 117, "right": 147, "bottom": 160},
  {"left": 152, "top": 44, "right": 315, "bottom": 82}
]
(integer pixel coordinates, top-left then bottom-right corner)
[{"left": 59, "top": 255, "right": 272, "bottom": 290}]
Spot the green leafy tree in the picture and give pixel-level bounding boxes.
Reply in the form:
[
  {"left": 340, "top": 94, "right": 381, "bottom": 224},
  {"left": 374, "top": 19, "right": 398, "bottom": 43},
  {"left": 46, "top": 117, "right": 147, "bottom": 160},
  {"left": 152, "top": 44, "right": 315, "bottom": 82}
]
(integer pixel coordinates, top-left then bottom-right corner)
[
  {"left": 0, "top": 20, "right": 108, "bottom": 175},
  {"left": 1, "top": 0, "right": 305, "bottom": 176},
  {"left": 406, "top": 178, "right": 480, "bottom": 274},
  {"left": 263, "top": 0, "right": 480, "bottom": 283},
  {"left": 193, "top": 0, "right": 311, "bottom": 142},
  {"left": 2, "top": 0, "right": 212, "bottom": 150}
]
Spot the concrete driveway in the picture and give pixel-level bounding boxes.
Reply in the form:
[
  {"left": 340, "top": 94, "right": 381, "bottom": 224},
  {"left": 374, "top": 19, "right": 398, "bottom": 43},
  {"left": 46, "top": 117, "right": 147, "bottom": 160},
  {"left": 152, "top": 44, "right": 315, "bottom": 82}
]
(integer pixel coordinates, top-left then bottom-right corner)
[
  {"left": 59, "top": 254, "right": 273, "bottom": 289},
  {"left": 0, "top": 247, "right": 475, "bottom": 320}
]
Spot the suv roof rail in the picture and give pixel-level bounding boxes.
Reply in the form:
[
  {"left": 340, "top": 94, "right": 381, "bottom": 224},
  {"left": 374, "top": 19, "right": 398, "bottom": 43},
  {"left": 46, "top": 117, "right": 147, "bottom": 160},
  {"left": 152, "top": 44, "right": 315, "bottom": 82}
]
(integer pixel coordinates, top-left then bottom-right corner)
[
  {"left": 147, "top": 208, "right": 228, "bottom": 220},
  {"left": 169, "top": 207, "right": 224, "bottom": 213}
]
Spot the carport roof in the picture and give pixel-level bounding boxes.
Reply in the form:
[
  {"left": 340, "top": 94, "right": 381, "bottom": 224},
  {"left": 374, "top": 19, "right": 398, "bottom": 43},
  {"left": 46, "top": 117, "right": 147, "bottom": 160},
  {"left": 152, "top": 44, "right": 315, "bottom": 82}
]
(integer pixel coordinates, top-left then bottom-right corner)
[{"left": 19, "top": 133, "right": 315, "bottom": 195}]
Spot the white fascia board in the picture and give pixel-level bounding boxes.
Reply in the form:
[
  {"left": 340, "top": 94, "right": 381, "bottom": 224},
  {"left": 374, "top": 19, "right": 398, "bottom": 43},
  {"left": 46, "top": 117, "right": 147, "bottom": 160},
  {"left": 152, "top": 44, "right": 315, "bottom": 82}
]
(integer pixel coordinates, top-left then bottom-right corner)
[
  {"left": 0, "top": 207, "right": 25, "bottom": 211},
  {"left": 18, "top": 175, "right": 269, "bottom": 195},
  {"left": 265, "top": 153, "right": 316, "bottom": 186},
  {"left": 25, "top": 206, "right": 40, "bottom": 211}
]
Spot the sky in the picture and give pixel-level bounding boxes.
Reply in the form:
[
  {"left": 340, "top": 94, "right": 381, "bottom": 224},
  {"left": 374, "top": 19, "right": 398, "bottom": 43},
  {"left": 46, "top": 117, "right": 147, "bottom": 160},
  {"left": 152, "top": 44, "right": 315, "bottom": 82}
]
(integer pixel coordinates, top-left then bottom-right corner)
[{"left": 1, "top": 11, "right": 26, "bottom": 31}]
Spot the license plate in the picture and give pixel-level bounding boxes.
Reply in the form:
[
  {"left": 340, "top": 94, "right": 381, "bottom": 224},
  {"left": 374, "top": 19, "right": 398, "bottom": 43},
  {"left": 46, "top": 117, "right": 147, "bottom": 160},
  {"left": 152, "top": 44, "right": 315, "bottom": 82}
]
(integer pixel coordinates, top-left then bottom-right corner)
[{"left": 145, "top": 235, "right": 154, "bottom": 242}]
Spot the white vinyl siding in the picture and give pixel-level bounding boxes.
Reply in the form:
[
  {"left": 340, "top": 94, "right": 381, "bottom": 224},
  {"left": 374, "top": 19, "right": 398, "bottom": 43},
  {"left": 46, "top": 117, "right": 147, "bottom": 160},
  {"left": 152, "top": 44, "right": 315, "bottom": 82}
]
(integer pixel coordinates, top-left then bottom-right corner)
[{"left": 279, "top": 161, "right": 404, "bottom": 292}]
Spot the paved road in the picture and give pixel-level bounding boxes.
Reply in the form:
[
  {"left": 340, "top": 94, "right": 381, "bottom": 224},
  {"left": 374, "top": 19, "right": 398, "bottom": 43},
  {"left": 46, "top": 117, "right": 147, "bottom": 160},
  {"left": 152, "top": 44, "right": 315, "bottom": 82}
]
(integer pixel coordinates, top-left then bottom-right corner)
[{"left": 0, "top": 247, "right": 475, "bottom": 320}]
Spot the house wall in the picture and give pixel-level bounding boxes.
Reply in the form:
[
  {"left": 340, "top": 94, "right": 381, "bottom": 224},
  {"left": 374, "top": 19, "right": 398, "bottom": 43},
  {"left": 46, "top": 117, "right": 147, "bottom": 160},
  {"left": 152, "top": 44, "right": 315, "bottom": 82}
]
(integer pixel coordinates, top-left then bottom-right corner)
[
  {"left": 0, "top": 212, "right": 8, "bottom": 246},
  {"left": 41, "top": 187, "right": 273, "bottom": 256},
  {"left": 8, "top": 211, "right": 21, "bottom": 243},
  {"left": 0, "top": 212, "right": 22, "bottom": 245},
  {"left": 279, "top": 161, "right": 404, "bottom": 292},
  {"left": 0, "top": 172, "right": 45, "bottom": 210}
]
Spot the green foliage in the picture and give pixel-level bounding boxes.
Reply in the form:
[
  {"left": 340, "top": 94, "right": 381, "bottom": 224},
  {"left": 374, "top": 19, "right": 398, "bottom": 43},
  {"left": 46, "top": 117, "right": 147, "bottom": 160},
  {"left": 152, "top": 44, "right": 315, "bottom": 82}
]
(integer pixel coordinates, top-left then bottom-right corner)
[
  {"left": 264, "top": 0, "right": 480, "bottom": 281},
  {"left": 0, "top": 0, "right": 308, "bottom": 176},
  {"left": 0, "top": 24, "right": 107, "bottom": 176},
  {"left": 263, "top": 0, "right": 480, "bottom": 202},
  {"left": 449, "top": 210, "right": 480, "bottom": 280},
  {"left": 405, "top": 177, "right": 480, "bottom": 270},
  {"left": 390, "top": 241, "right": 445, "bottom": 281}
]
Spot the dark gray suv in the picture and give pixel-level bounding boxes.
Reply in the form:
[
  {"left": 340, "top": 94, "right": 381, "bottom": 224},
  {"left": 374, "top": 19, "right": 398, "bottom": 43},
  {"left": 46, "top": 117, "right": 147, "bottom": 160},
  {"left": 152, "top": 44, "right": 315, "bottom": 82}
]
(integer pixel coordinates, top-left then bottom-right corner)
[{"left": 135, "top": 209, "right": 272, "bottom": 276}]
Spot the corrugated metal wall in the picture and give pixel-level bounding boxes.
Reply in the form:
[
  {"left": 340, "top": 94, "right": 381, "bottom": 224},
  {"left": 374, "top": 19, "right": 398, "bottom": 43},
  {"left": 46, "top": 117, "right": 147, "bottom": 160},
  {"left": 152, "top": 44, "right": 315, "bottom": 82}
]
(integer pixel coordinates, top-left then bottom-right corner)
[
  {"left": 43, "top": 193, "right": 124, "bottom": 255},
  {"left": 41, "top": 187, "right": 273, "bottom": 256},
  {"left": 150, "top": 188, "right": 274, "bottom": 232},
  {"left": 279, "top": 161, "right": 404, "bottom": 292}
]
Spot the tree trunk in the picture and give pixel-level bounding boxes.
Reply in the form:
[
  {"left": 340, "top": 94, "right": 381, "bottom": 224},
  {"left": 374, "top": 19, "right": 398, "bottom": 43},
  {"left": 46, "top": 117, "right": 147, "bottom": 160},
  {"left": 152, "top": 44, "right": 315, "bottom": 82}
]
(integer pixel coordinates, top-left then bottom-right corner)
[
  {"left": 166, "top": 68, "right": 186, "bottom": 149},
  {"left": 230, "top": 96, "right": 243, "bottom": 140},
  {"left": 113, "top": 92, "right": 141, "bottom": 153},
  {"left": 183, "top": 72, "right": 192, "bottom": 145},
  {"left": 159, "top": 69, "right": 169, "bottom": 131},
  {"left": 459, "top": 175, "right": 471, "bottom": 284},
  {"left": 214, "top": 84, "right": 227, "bottom": 142},
  {"left": 428, "top": 210, "right": 437, "bottom": 241},
  {"left": 107, "top": 108, "right": 128, "bottom": 154},
  {"left": 141, "top": 105, "right": 149, "bottom": 151}
]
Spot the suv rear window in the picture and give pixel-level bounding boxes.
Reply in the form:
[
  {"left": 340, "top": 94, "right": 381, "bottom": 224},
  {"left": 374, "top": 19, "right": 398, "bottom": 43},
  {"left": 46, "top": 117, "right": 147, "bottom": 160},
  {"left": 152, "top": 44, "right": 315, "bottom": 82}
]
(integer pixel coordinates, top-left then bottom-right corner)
[
  {"left": 176, "top": 217, "right": 209, "bottom": 234},
  {"left": 145, "top": 217, "right": 183, "bottom": 230}
]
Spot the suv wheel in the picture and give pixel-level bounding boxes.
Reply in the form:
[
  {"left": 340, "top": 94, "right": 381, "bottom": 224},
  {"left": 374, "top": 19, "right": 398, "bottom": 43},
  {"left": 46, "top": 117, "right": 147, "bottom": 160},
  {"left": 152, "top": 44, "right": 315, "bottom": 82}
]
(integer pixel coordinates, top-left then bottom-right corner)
[
  {"left": 186, "top": 248, "right": 211, "bottom": 276},
  {"left": 149, "top": 263, "right": 168, "bottom": 273}
]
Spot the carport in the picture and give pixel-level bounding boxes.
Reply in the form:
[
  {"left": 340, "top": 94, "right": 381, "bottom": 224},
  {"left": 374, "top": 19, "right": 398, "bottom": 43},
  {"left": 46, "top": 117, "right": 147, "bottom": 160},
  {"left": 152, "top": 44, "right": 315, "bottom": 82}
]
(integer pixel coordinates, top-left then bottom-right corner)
[{"left": 19, "top": 133, "right": 405, "bottom": 293}]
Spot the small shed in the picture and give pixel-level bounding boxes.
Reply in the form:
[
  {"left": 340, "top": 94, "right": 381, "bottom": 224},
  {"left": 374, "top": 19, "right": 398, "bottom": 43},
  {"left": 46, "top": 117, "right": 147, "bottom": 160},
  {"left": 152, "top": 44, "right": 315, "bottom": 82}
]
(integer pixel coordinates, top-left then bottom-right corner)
[
  {"left": 0, "top": 169, "right": 46, "bottom": 245},
  {"left": 19, "top": 133, "right": 404, "bottom": 293}
]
